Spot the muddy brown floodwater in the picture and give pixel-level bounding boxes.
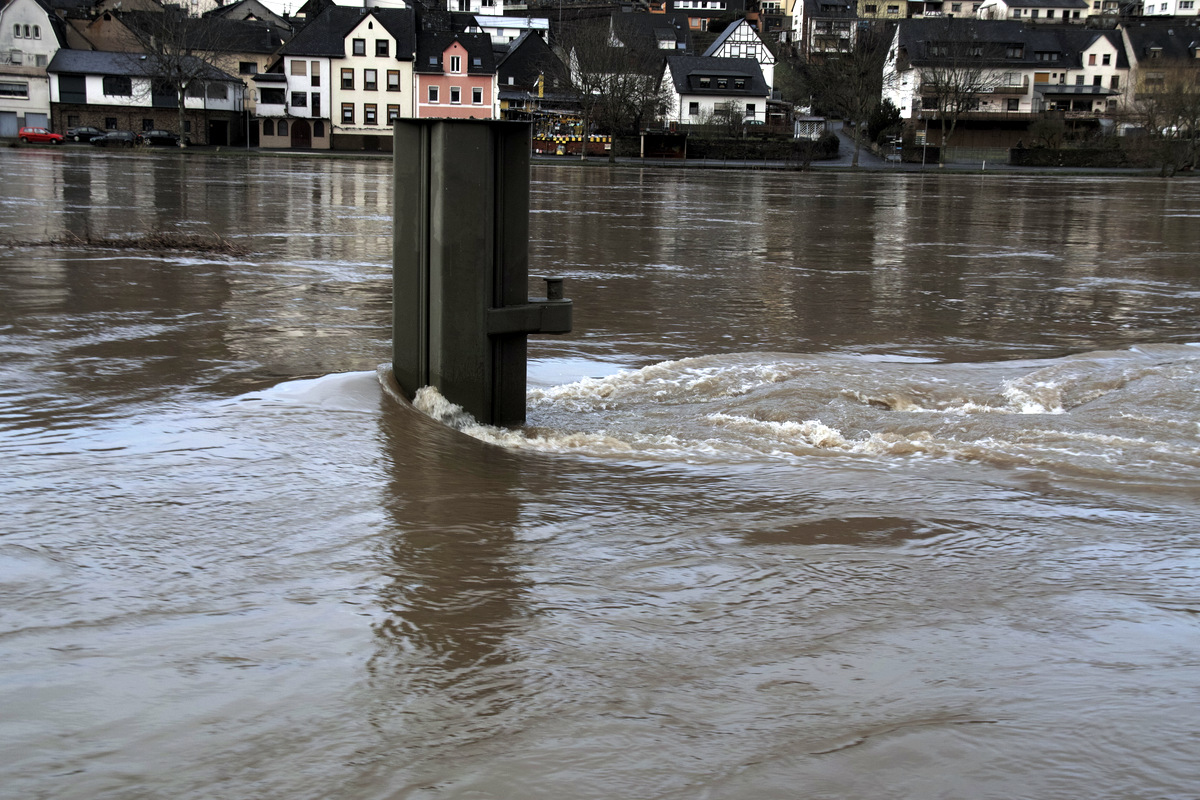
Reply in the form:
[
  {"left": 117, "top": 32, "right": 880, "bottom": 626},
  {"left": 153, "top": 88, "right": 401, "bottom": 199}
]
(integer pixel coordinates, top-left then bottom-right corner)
[{"left": 2, "top": 148, "right": 1200, "bottom": 799}]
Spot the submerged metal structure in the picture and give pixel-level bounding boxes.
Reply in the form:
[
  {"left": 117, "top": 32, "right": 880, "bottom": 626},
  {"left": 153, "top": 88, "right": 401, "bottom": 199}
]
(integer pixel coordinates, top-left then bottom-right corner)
[{"left": 392, "top": 119, "right": 572, "bottom": 427}]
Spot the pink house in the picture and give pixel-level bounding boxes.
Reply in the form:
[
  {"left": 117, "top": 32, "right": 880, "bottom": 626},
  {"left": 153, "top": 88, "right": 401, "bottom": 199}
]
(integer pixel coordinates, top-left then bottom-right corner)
[{"left": 414, "top": 32, "right": 497, "bottom": 119}]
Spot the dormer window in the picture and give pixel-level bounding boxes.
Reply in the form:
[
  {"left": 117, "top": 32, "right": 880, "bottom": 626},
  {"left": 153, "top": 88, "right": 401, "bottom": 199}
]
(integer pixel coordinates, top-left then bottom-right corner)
[
  {"left": 1149, "top": 47, "right": 1162, "bottom": 58},
  {"left": 429, "top": 56, "right": 438, "bottom": 65}
]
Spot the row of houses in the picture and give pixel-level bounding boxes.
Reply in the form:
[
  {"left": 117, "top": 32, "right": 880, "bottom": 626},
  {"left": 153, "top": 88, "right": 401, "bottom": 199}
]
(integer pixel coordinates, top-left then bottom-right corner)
[
  {"left": 0, "top": 0, "right": 793, "bottom": 149},
  {"left": 1, "top": 0, "right": 1196, "bottom": 152},
  {"left": 885, "top": 16, "right": 1200, "bottom": 147}
]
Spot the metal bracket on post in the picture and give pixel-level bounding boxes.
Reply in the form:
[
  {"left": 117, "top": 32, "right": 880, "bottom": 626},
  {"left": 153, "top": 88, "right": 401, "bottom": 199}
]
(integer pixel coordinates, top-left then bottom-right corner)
[{"left": 392, "top": 120, "right": 573, "bottom": 427}]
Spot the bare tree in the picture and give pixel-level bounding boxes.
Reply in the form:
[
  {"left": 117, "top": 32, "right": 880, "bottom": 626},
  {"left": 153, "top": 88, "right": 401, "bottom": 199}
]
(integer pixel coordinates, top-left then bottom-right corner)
[
  {"left": 800, "top": 23, "right": 895, "bottom": 167},
  {"left": 554, "top": 18, "right": 673, "bottom": 160},
  {"left": 116, "top": 9, "right": 237, "bottom": 146},
  {"left": 905, "top": 18, "right": 1005, "bottom": 165},
  {"left": 1126, "top": 62, "right": 1200, "bottom": 174}
]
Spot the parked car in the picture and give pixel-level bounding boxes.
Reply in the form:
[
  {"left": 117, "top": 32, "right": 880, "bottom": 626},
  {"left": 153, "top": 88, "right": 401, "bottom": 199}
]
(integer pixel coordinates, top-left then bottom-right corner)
[
  {"left": 19, "top": 126, "right": 63, "bottom": 145},
  {"left": 139, "top": 129, "right": 182, "bottom": 146},
  {"left": 65, "top": 126, "right": 104, "bottom": 142},
  {"left": 90, "top": 130, "right": 139, "bottom": 148}
]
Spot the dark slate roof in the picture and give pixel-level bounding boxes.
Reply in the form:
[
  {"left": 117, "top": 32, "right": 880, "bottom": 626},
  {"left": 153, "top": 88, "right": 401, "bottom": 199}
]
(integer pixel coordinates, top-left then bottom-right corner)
[
  {"left": 47, "top": 49, "right": 241, "bottom": 81},
  {"left": 898, "top": 19, "right": 1131, "bottom": 70},
  {"left": 281, "top": 5, "right": 416, "bottom": 59},
  {"left": 414, "top": 30, "right": 495, "bottom": 73},
  {"left": 1124, "top": 20, "right": 1200, "bottom": 61},
  {"left": 664, "top": 55, "right": 769, "bottom": 96},
  {"left": 610, "top": 11, "right": 692, "bottom": 54},
  {"left": 496, "top": 29, "right": 566, "bottom": 88},
  {"left": 115, "top": 11, "right": 286, "bottom": 56},
  {"left": 804, "top": 0, "right": 857, "bottom": 19}
]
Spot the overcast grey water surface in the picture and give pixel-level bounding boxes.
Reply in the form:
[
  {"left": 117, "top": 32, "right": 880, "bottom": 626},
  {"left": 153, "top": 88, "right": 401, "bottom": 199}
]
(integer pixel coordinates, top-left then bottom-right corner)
[{"left": 2, "top": 148, "right": 1200, "bottom": 800}]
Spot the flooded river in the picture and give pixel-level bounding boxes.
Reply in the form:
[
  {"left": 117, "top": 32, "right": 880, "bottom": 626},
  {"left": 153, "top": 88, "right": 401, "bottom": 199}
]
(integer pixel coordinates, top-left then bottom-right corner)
[{"left": 2, "top": 148, "right": 1200, "bottom": 799}]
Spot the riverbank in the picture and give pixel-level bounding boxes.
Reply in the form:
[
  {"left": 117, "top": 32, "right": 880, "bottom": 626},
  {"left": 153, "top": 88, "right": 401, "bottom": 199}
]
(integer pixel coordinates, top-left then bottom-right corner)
[{"left": 12, "top": 136, "right": 1190, "bottom": 178}]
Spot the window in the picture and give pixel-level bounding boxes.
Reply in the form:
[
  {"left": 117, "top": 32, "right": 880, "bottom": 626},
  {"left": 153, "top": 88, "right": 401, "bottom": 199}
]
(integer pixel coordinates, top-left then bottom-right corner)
[
  {"left": 142, "top": 119, "right": 154, "bottom": 131},
  {"left": 342, "top": 68, "right": 354, "bottom": 89},
  {"left": 717, "top": 78, "right": 727, "bottom": 89},
  {"left": 472, "top": 57, "right": 481, "bottom": 68},
  {"left": 864, "top": 4, "right": 877, "bottom": 11},
  {"left": 312, "top": 93, "right": 320, "bottom": 112},
  {"left": 450, "top": 55, "right": 462, "bottom": 73},
  {"left": 951, "top": 2, "right": 961, "bottom": 10},
  {"left": 387, "top": 104, "right": 400, "bottom": 123},
  {"left": 278, "top": 120, "right": 287, "bottom": 136},
  {"left": 472, "top": 87, "right": 482, "bottom": 103},
  {"left": 311, "top": 62, "right": 320, "bottom": 86},
  {"left": 353, "top": 38, "right": 366, "bottom": 56},
  {"left": 33, "top": 25, "right": 40, "bottom": 38},
  {"left": 240, "top": 61, "right": 258, "bottom": 75},
  {"left": 450, "top": 86, "right": 461, "bottom": 103},
  {"left": 1006, "top": 44, "right": 1024, "bottom": 58},
  {"left": 1110, "top": 75, "right": 1119, "bottom": 90},
  {"left": 1182, "top": 0, "right": 1195, "bottom": 7},
  {"left": 207, "top": 84, "right": 228, "bottom": 100},
  {"left": 102, "top": 76, "right": 132, "bottom": 96},
  {"left": 886, "top": 4, "right": 899, "bottom": 11},
  {"left": 1007, "top": 98, "right": 1019, "bottom": 110},
  {"left": 1035, "top": 51, "right": 1059, "bottom": 61},
  {"left": 1076, "top": 74, "right": 1084, "bottom": 85},
  {"left": 364, "top": 69, "right": 377, "bottom": 90},
  {"left": 746, "top": 103, "right": 755, "bottom": 116},
  {"left": 428, "top": 85, "right": 439, "bottom": 103},
  {"left": 105, "top": 117, "right": 117, "bottom": 130},
  {"left": 187, "top": 83, "right": 206, "bottom": 98},
  {"left": 22, "top": 24, "right": 29, "bottom": 36},
  {"left": 314, "top": 120, "right": 325, "bottom": 137},
  {"left": 1093, "top": 75, "right": 1102, "bottom": 86},
  {"left": 376, "top": 39, "right": 389, "bottom": 56},
  {"left": 262, "top": 119, "right": 274, "bottom": 136},
  {"left": 11, "top": 24, "right": 18, "bottom": 38},
  {"left": 1103, "top": 54, "right": 1111, "bottom": 65},
  {"left": 1089, "top": 54, "right": 1096, "bottom": 65},
  {"left": 291, "top": 60, "right": 307, "bottom": 76},
  {"left": 292, "top": 91, "right": 308, "bottom": 107},
  {"left": 387, "top": 70, "right": 400, "bottom": 91},
  {"left": 699, "top": 77, "right": 711, "bottom": 88},
  {"left": 341, "top": 103, "right": 354, "bottom": 123},
  {"left": 261, "top": 88, "right": 285, "bottom": 104},
  {"left": 67, "top": 115, "right": 80, "bottom": 127},
  {"left": 1046, "top": 8, "right": 1055, "bottom": 16},
  {"left": 365, "top": 103, "right": 377, "bottom": 124},
  {"left": 0, "top": 81, "right": 28, "bottom": 97},
  {"left": 734, "top": 78, "right": 745, "bottom": 89},
  {"left": 1149, "top": 47, "right": 1162, "bottom": 59},
  {"left": 688, "top": 101, "right": 699, "bottom": 115}
]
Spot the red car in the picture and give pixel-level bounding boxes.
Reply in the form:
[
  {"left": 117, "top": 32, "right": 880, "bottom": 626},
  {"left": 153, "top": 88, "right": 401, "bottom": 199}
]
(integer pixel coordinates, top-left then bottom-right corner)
[{"left": 19, "top": 127, "right": 63, "bottom": 145}]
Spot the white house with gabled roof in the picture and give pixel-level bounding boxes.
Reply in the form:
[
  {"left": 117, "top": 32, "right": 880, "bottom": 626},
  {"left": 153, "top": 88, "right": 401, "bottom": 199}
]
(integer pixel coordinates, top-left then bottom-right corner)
[
  {"left": 703, "top": 18, "right": 775, "bottom": 89},
  {"left": 0, "top": 0, "right": 64, "bottom": 134}
]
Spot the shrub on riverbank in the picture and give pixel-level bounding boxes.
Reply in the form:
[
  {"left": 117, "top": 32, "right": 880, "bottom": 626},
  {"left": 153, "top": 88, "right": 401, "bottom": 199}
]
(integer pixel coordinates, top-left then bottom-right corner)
[{"left": 2, "top": 230, "right": 248, "bottom": 256}]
